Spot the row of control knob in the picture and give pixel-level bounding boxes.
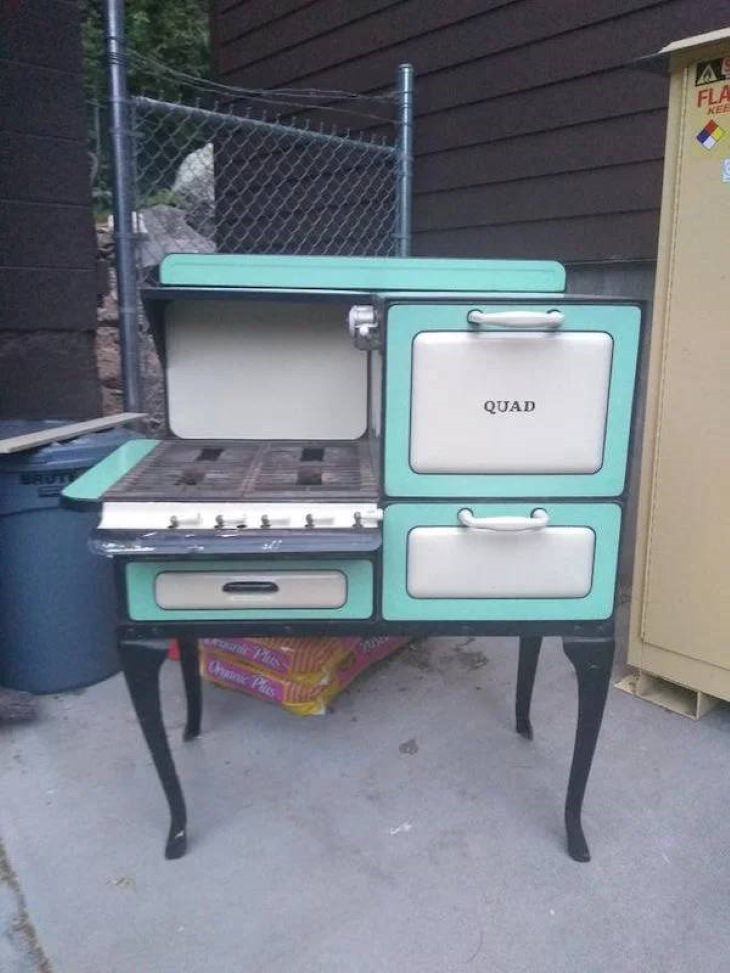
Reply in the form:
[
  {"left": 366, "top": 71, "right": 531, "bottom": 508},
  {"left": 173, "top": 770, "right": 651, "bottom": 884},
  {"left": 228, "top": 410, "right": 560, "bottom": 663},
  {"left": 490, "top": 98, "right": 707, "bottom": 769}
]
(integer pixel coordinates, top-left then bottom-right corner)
[{"left": 167, "top": 512, "right": 369, "bottom": 530}]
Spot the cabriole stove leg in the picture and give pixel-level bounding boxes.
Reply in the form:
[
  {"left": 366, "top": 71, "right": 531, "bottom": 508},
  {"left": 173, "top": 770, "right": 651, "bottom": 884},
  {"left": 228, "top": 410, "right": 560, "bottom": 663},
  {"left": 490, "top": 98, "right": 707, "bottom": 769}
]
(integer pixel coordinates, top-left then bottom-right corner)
[
  {"left": 562, "top": 636, "right": 615, "bottom": 863},
  {"left": 515, "top": 636, "right": 542, "bottom": 740},
  {"left": 178, "top": 636, "right": 202, "bottom": 741},
  {"left": 118, "top": 639, "right": 188, "bottom": 860}
]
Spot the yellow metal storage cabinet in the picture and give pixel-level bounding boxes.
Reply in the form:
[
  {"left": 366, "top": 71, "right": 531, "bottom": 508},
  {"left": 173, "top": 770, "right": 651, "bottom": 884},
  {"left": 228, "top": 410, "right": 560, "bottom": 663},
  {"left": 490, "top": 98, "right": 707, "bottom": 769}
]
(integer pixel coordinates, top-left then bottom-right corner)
[{"left": 629, "top": 29, "right": 730, "bottom": 714}]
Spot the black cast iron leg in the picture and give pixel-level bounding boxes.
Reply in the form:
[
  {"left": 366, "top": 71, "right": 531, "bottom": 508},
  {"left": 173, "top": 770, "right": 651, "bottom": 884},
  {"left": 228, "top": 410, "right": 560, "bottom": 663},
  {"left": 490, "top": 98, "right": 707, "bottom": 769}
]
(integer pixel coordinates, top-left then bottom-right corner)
[
  {"left": 178, "top": 636, "right": 202, "bottom": 742},
  {"left": 515, "top": 636, "right": 542, "bottom": 740},
  {"left": 118, "top": 640, "right": 188, "bottom": 860},
  {"left": 562, "top": 636, "right": 615, "bottom": 863}
]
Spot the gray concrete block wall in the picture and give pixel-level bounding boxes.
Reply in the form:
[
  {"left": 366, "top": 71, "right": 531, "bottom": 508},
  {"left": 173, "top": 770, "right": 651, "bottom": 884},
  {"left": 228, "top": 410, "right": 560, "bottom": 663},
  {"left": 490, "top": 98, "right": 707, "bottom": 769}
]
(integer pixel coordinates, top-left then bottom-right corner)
[
  {"left": 0, "top": 0, "right": 101, "bottom": 420},
  {"left": 0, "top": 332, "right": 100, "bottom": 419}
]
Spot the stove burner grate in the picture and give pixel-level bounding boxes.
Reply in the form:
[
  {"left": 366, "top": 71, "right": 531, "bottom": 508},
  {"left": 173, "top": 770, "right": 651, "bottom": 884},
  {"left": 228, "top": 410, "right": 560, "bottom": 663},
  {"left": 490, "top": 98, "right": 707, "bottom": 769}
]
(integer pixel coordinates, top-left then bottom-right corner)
[{"left": 104, "top": 440, "right": 378, "bottom": 502}]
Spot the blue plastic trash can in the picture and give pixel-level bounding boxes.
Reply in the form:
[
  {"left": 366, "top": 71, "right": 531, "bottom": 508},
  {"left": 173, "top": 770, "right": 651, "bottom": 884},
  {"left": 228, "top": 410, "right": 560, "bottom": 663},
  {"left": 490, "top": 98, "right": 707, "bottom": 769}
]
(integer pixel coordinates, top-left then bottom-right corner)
[{"left": 0, "top": 421, "right": 128, "bottom": 693}]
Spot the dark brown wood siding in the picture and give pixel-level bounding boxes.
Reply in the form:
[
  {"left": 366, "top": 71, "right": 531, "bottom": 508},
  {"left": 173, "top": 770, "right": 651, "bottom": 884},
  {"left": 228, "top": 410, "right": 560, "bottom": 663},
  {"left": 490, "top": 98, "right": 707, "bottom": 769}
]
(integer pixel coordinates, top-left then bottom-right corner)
[
  {"left": 0, "top": 0, "right": 100, "bottom": 417},
  {"left": 210, "top": 0, "right": 730, "bottom": 262}
]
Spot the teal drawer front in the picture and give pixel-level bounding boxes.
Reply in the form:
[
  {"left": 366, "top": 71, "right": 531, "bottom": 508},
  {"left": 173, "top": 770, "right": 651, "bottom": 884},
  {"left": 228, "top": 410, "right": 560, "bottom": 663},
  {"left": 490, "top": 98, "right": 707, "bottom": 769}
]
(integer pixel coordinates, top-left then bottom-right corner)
[
  {"left": 126, "top": 559, "right": 373, "bottom": 621},
  {"left": 382, "top": 503, "right": 621, "bottom": 621},
  {"left": 384, "top": 303, "right": 640, "bottom": 498}
]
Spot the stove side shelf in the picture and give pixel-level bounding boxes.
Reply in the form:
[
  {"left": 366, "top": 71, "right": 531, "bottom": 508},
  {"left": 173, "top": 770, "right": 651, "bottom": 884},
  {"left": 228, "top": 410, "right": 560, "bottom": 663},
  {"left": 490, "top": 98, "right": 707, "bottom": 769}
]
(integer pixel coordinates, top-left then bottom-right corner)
[{"left": 61, "top": 439, "right": 159, "bottom": 508}]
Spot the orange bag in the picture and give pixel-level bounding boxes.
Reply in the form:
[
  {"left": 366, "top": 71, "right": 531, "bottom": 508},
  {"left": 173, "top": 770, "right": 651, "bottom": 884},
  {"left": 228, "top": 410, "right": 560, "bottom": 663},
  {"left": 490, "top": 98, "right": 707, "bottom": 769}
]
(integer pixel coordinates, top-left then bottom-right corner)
[{"left": 199, "top": 636, "right": 411, "bottom": 716}]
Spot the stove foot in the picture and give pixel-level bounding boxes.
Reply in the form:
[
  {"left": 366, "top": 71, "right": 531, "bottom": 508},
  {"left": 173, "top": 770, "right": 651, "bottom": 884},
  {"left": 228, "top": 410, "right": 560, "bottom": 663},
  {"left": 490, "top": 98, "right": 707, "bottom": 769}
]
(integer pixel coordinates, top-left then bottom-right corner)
[
  {"left": 119, "top": 639, "right": 188, "bottom": 860},
  {"left": 565, "top": 813, "right": 590, "bottom": 863},
  {"left": 515, "top": 636, "right": 542, "bottom": 740},
  {"left": 178, "top": 636, "right": 202, "bottom": 741},
  {"left": 165, "top": 825, "right": 188, "bottom": 860},
  {"left": 562, "top": 636, "right": 615, "bottom": 863}
]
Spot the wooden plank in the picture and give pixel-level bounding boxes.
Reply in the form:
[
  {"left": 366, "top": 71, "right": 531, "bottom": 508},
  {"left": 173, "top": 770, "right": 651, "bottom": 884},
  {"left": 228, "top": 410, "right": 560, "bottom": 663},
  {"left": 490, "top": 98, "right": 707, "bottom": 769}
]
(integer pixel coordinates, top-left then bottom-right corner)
[
  {"left": 209, "top": 0, "right": 729, "bottom": 268},
  {"left": 217, "top": 0, "right": 401, "bottom": 51},
  {"left": 411, "top": 1, "right": 721, "bottom": 117},
  {"left": 0, "top": 269, "right": 98, "bottom": 332},
  {"left": 0, "top": 414, "right": 146, "bottom": 455},
  {"left": 217, "top": 0, "right": 255, "bottom": 13},
  {"left": 0, "top": 133, "right": 92, "bottom": 206},
  {"left": 218, "top": 0, "right": 728, "bottom": 130},
  {"left": 413, "top": 160, "right": 663, "bottom": 231},
  {"left": 217, "top": 0, "right": 359, "bottom": 41},
  {"left": 0, "top": 201, "right": 95, "bottom": 270},
  {"left": 1, "top": 0, "right": 82, "bottom": 74},
  {"left": 412, "top": 210, "right": 659, "bottom": 263},
  {"left": 414, "top": 69, "right": 669, "bottom": 155},
  {"left": 414, "top": 110, "right": 667, "bottom": 193},
  {"left": 218, "top": 0, "right": 664, "bottom": 85},
  {"left": 2, "top": 62, "right": 86, "bottom": 140}
]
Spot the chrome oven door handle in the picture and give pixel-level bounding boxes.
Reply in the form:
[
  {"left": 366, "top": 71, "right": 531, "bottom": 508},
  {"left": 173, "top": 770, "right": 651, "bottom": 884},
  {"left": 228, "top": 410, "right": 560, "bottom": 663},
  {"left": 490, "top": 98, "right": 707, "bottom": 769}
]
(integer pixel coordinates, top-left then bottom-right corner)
[
  {"left": 466, "top": 309, "right": 564, "bottom": 330},
  {"left": 457, "top": 508, "right": 549, "bottom": 531}
]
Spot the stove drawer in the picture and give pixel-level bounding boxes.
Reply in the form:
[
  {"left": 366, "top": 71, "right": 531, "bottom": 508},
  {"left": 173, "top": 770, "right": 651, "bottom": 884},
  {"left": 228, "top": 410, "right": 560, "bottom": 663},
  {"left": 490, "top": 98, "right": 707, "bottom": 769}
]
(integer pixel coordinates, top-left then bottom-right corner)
[
  {"left": 384, "top": 303, "right": 640, "bottom": 497},
  {"left": 382, "top": 503, "right": 621, "bottom": 621},
  {"left": 156, "top": 570, "right": 347, "bottom": 610},
  {"left": 125, "top": 559, "right": 373, "bottom": 621}
]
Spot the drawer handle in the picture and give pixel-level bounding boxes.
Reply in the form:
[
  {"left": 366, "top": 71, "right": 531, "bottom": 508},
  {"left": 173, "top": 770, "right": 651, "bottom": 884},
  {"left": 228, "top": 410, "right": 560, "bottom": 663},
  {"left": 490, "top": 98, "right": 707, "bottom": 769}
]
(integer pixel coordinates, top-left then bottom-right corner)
[
  {"left": 458, "top": 508, "right": 549, "bottom": 531},
  {"left": 222, "top": 580, "right": 280, "bottom": 594},
  {"left": 466, "top": 310, "right": 564, "bottom": 330}
]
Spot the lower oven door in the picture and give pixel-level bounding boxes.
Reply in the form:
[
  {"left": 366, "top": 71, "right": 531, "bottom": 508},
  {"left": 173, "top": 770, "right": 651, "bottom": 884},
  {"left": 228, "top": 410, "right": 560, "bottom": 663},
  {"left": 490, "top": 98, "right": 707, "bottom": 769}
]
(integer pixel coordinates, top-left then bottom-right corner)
[
  {"left": 382, "top": 503, "right": 621, "bottom": 621},
  {"left": 125, "top": 559, "right": 373, "bottom": 621}
]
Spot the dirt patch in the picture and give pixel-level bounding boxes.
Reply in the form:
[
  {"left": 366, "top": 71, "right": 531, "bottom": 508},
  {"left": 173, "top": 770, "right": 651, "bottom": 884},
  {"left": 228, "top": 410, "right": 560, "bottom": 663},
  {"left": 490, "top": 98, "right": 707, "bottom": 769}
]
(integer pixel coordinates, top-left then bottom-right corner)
[
  {"left": 454, "top": 644, "right": 489, "bottom": 671},
  {"left": 0, "top": 839, "right": 51, "bottom": 972},
  {"left": 399, "top": 640, "right": 435, "bottom": 672}
]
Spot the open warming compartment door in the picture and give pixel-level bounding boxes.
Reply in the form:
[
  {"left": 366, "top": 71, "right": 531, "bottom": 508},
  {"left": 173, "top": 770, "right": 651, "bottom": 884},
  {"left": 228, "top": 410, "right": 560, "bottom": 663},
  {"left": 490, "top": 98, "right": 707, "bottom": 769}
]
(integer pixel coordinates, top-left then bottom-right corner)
[{"left": 164, "top": 299, "right": 368, "bottom": 441}]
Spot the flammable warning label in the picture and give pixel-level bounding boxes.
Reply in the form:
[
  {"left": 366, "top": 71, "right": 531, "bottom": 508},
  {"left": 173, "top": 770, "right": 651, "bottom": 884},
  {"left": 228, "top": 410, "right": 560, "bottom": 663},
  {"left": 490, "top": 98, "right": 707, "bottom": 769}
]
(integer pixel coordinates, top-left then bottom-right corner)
[
  {"left": 696, "top": 82, "right": 730, "bottom": 116},
  {"left": 696, "top": 120, "right": 726, "bottom": 150},
  {"left": 695, "top": 57, "right": 730, "bottom": 86}
]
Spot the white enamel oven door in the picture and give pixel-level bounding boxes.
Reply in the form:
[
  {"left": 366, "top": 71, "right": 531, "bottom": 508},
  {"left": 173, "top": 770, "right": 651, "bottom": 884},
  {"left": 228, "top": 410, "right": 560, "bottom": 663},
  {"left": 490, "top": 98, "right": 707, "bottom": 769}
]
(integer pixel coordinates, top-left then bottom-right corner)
[
  {"left": 382, "top": 502, "right": 622, "bottom": 622},
  {"left": 383, "top": 302, "right": 641, "bottom": 497}
]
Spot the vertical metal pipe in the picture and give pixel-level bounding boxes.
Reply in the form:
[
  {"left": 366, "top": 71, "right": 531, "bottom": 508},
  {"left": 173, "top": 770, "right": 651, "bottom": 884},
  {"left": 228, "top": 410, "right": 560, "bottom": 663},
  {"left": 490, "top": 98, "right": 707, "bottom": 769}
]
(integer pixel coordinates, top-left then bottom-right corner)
[
  {"left": 395, "top": 63, "right": 414, "bottom": 257},
  {"left": 104, "top": 0, "right": 142, "bottom": 412}
]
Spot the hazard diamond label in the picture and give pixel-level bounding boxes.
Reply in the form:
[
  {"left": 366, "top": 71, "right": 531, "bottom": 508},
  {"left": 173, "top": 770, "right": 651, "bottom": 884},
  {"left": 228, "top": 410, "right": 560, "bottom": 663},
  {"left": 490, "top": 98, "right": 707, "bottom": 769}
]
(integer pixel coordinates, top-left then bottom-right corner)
[{"left": 697, "top": 120, "right": 726, "bottom": 149}]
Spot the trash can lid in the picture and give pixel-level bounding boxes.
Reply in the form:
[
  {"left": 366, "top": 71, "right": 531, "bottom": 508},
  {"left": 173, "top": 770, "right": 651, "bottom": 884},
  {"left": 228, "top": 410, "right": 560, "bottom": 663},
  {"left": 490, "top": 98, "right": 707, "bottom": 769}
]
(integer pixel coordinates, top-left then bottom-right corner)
[{"left": 0, "top": 421, "right": 134, "bottom": 471}]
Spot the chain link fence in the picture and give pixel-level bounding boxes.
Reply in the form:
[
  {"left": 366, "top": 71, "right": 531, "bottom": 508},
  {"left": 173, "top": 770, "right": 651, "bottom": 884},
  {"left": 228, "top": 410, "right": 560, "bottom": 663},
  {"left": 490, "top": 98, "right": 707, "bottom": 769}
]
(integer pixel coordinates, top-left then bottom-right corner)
[
  {"left": 93, "top": 50, "right": 413, "bottom": 420},
  {"left": 131, "top": 96, "right": 403, "bottom": 279}
]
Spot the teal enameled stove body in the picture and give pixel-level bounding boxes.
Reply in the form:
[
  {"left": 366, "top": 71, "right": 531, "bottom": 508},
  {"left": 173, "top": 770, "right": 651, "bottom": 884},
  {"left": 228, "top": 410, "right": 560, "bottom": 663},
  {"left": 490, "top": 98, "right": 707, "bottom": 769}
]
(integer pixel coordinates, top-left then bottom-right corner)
[{"left": 63, "top": 253, "right": 643, "bottom": 862}]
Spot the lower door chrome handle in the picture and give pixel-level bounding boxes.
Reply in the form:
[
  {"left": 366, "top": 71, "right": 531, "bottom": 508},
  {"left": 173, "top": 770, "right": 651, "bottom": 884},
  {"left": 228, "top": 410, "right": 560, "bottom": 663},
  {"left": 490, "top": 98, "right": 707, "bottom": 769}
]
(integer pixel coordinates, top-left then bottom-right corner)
[
  {"left": 222, "top": 580, "right": 280, "bottom": 594},
  {"left": 458, "top": 509, "right": 549, "bottom": 531},
  {"left": 466, "top": 310, "right": 564, "bottom": 329}
]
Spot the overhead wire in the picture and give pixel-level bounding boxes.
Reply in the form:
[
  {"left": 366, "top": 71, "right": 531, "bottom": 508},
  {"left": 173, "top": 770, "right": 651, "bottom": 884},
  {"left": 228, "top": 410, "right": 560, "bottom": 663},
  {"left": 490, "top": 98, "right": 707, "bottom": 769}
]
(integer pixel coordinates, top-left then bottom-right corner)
[{"left": 124, "top": 49, "right": 398, "bottom": 123}]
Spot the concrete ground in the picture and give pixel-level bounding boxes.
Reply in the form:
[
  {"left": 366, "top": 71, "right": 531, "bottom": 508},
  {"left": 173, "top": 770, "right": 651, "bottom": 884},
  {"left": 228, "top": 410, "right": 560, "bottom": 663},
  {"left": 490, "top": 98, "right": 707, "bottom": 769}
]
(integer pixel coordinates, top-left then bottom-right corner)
[{"left": 2, "top": 634, "right": 730, "bottom": 973}]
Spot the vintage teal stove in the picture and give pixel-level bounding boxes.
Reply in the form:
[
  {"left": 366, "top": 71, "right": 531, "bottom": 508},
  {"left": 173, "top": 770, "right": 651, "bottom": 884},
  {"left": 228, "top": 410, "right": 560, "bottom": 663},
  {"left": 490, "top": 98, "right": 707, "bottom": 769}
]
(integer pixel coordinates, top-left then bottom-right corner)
[{"left": 64, "top": 254, "right": 642, "bottom": 862}]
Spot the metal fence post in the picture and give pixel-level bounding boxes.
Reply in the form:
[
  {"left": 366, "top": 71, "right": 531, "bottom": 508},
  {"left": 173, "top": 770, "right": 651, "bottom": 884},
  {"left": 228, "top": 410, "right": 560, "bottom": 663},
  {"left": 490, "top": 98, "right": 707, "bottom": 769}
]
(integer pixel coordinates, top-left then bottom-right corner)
[
  {"left": 395, "top": 63, "right": 414, "bottom": 257},
  {"left": 104, "top": 0, "right": 142, "bottom": 412}
]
